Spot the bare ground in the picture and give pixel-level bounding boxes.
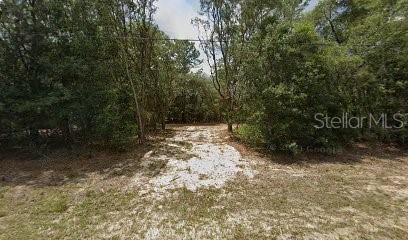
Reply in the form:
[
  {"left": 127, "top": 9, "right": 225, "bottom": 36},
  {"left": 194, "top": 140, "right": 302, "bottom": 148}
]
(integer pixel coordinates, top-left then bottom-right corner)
[{"left": 0, "top": 125, "right": 407, "bottom": 239}]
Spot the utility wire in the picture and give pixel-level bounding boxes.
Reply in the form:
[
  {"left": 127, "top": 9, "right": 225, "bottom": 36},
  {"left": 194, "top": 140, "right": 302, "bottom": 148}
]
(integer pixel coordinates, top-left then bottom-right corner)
[{"left": 1, "top": 33, "right": 376, "bottom": 47}]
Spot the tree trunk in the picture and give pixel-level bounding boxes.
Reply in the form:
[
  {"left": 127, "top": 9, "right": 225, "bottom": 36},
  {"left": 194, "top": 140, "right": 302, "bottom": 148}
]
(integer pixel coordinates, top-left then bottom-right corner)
[
  {"left": 124, "top": 59, "right": 145, "bottom": 144},
  {"left": 62, "top": 118, "right": 73, "bottom": 148},
  {"left": 131, "top": 81, "right": 145, "bottom": 144},
  {"left": 227, "top": 98, "right": 234, "bottom": 133},
  {"left": 228, "top": 123, "right": 233, "bottom": 133}
]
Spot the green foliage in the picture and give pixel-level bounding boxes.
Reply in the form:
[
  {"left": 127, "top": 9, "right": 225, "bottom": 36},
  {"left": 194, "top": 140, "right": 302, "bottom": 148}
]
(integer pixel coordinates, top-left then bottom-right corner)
[
  {"left": 168, "top": 73, "right": 222, "bottom": 123},
  {"left": 245, "top": 22, "right": 360, "bottom": 150},
  {"left": 235, "top": 124, "right": 265, "bottom": 146},
  {"left": 35, "top": 193, "right": 69, "bottom": 214},
  {"left": 0, "top": 0, "right": 406, "bottom": 153},
  {"left": 0, "top": 0, "right": 205, "bottom": 151},
  {"left": 93, "top": 91, "right": 138, "bottom": 151},
  {"left": 239, "top": 0, "right": 407, "bottom": 152}
]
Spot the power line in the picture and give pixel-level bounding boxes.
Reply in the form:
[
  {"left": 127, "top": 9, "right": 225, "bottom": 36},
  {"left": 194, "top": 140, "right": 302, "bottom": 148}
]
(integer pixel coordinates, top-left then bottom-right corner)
[{"left": 1, "top": 33, "right": 376, "bottom": 47}]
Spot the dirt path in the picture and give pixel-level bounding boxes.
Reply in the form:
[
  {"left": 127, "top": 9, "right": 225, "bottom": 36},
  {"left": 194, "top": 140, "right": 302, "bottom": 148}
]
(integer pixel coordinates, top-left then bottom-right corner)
[
  {"left": 131, "top": 125, "right": 254, "bottom": 196},
  {"left": 1, "top": 125, "right": 407, "bottom": 239}
]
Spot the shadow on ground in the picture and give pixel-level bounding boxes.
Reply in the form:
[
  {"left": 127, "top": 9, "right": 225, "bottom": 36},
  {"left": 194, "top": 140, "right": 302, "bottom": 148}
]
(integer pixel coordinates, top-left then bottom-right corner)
[
  {"left": 0, "top": 129, "right": 178, "bottom": 187},
  {"left": 231, "top": 139, "right": 408, "bottom": 166}
]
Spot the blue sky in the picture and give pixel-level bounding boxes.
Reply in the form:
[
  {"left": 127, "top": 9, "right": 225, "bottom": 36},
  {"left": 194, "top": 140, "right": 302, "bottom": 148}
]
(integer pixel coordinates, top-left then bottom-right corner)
[
  {"left": 155, "top": 0, "right": 320, "bottom": 72},
  {"left": 305, "top": 0, "right": 320, "bottom": 11},
  {"left": 156, "top": 0, "right": 320, "bottom": 39}
]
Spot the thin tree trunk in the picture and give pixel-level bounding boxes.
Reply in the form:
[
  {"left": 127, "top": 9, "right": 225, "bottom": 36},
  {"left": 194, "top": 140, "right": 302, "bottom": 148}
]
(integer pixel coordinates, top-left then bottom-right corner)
[
  {"left": 124, "top": 59, "right": 145, "bottom": 144},
  {"left": 329, "top": 20, "right": 342, "bottom": 44},
  {"left": 228, "top": 123, "right": 233, "bottom": 133},
  {"left": 131, "top": 80, "right": 145, "bottom": 143},
  {"left": 161, "top": 119, "right": 165, "bottom": 130}
]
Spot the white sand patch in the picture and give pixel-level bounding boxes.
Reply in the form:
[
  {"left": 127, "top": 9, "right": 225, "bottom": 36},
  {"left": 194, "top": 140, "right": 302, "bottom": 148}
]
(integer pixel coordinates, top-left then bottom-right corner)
[
  {"left": 169, "top": 126, "right": 220, "bottom": 143},
  {"left": 150, "top": 143, "right": 253, "bottom": 192},
  {"left": 132, "top": 125, "right": 254, "bottom": 195},
  {"left": 144, "top": 227, "right": 160, "bottom": 240}
]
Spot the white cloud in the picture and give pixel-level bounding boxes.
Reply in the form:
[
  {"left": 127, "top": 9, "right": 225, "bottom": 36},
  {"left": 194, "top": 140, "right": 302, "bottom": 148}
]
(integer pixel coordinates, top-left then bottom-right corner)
[
  {"left": 155, "top": 0, "right": 199, "bottom": 39},
  {"left": 305, "top": 0, "right": 320, "bottom": 12},
  {"left": 155, "top": 0, "right": 320, "bottom": 74},
  {"left": 155, "top": 0, "right": 211, "bottom": 74}
]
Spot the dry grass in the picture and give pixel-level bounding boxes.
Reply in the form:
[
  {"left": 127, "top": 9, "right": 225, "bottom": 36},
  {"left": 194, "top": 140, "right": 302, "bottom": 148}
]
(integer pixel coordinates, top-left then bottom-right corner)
[{"left": 0, "top": 125, "right": 407, "bottom": 239}]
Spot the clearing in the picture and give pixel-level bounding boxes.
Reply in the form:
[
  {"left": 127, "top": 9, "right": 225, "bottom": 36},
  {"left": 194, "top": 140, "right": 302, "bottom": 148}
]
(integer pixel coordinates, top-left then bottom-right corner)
[{"left": 0, "top": 125, "right": 407, "bottom": 239}]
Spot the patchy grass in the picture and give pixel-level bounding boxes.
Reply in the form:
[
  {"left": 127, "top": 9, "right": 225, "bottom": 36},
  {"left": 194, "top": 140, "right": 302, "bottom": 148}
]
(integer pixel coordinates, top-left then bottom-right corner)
[
  {"left": 35, "top": 192, "right": 69, "bottom": 214},
  {"left": 0, "top": 186, "right": 9, "bottom": 219},
  {"left": 152, "top": 143, "right": 196, "bottom": 161},
  {"left": 0, "top": 186, "right": 8, "bottom": 198},
  {"left": 165, "top": 188, "right": 227, "bottom": 222},
  {"left": 169, "top": 140, "right": 194, "bottom": 150},
  {"left": 0, "top": 125, "right": 407, "bottom": 239},
  {"left": 0, "top": 186, "right": 143, "bottom": 239}
]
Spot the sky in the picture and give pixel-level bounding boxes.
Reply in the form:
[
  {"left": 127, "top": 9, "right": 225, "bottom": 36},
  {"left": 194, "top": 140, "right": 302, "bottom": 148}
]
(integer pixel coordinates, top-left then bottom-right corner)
[
  {"left": 155, "top": 0, "right": 320, "bottom": 73},
  {"left": 305, "top": 0, "right": 320, "bottom": 12}
]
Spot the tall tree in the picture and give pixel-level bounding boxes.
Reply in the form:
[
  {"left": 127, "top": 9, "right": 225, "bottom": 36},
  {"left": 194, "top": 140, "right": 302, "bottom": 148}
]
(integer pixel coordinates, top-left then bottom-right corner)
[{"left": 193, "top": 0, "right": 243, "bottom": 132}]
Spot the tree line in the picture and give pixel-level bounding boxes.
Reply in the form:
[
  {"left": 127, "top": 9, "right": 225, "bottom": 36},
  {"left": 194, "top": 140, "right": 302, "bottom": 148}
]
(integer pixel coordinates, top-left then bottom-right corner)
[
  {"left": 0, "top": 0, "right": 221, "bottom": 151},
  {"left": 194, "top": 0, "right": 407, "bottom": 152},
  {"left": 0, "top": 0, "right": 407, "bottom": 153}
]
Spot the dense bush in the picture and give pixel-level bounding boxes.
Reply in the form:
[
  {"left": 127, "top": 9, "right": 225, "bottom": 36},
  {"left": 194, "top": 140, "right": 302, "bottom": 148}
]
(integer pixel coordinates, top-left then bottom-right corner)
[
  {"left": 0, "top": 0, "right": 205, "bottom": 151},
  {"left": 0, "top": 0, "right": 406, "bottom": 153},
  {"left": 242, "top": 23, "right": 361, "bottom": 151},
  {"left": 238, "top": 0, "right": 407, "bottom": 153},
  {"left": 167, "top": 73, "right": 222, "bottom": 123}
]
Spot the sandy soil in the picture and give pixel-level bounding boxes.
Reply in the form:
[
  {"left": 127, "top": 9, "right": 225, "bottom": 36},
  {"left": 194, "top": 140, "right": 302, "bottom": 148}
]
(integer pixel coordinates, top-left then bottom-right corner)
[
  {"left": 132, "top": 125, "right": 254, "bottom": 195},
  {"left": 0, "top": 124, "right": 407, "bottom": 239}
]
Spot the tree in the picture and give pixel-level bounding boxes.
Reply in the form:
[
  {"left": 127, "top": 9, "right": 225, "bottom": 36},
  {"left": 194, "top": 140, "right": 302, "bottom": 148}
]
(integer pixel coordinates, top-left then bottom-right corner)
[{"left": 193, "top": 0, "right": 244, "bottom": 132}]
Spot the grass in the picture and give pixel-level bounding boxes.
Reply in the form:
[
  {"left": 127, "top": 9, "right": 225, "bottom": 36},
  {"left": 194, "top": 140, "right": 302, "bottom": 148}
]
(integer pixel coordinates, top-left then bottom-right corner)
[
  {"left": 35, "top": 193, "right": 69, "bottom": 214},
  {"left": 0, "top": 186, "right": 8, "bottom": 199},
  {"left": 0, "top": 186, "right": 9, "bottom": 219},
  {"left": 0, "top": 125, "right": 407, "bottom": 239},
  {"left": 152, "top": 141, "right": 196, "bottom": 161},
  {"left": 153, "top": 146, "right": 188, "bottom": 159},
  {"left": 164, "top": 188, "right": 227, "bottom": 222},
  {"left": 1, "top": 160, "right": 407, "bottom": 239},
  {"left": 0, "top": 186, "right": 143, "bottom": 239}
]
